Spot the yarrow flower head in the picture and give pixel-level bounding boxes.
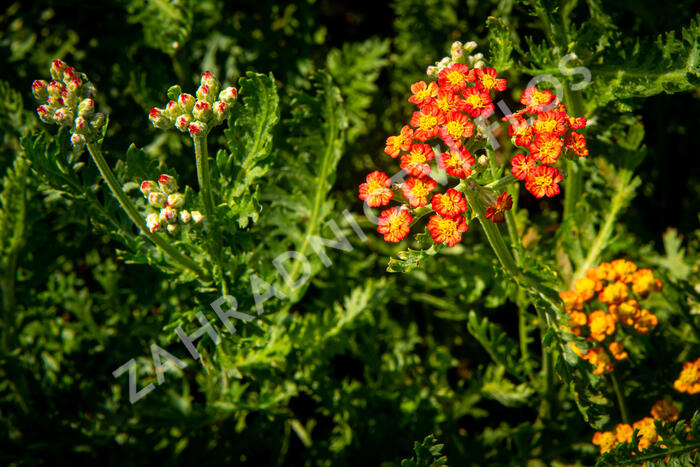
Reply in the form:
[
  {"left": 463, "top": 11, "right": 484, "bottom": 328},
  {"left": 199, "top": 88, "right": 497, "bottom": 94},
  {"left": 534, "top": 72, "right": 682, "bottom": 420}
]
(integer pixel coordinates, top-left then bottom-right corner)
[
  {"left": 32, "top": 60, "right": 104, "bottom": 154},
  {"left": 359, "top": 42, "right": 509, "bottom": 249},
  {"left": 360, "top": 44, "right": 589, "bottom": 251},
  {"left": 592, "top": 399, "right": 679, "bottom": 454},
  {"left": 673, "top": 356, "right": 700, "bottom": 394},
  {"left": 148, "top": 71, "right": 235, "bottom": 137},
  {"left": 139, "top": 175, "right": 202, "bottom": 234},
  {"left": 504, "top": 87, "right": 589, "bottom": 199},
  {"left": 561, "top": 259, "right": 661, "bottom": 374}
]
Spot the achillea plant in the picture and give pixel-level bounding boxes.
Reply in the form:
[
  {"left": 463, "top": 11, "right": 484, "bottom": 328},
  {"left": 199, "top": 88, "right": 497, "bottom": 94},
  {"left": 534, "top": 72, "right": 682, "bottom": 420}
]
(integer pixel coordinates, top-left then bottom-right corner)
[{"left": 560, "top": 259, "right": 662, "bottom": 374}]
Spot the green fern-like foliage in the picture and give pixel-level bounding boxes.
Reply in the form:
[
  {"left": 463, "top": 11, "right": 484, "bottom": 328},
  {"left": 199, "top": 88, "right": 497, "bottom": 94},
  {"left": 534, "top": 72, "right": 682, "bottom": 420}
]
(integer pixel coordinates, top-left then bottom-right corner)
[
  {"left": 124, "top": 0, "right": 194, "bottom": 54},
  {"left": 259, "top": 70, "right": 348, "bottom": 302},
  {"left": 401, "top": 434, "right": 449, "bottom": 467},
  {"left": 327, "top": 37, "right": 390, "bottom": 143},
  {"left": 219, "top": 71, "right": 280, "bottom": 228}
]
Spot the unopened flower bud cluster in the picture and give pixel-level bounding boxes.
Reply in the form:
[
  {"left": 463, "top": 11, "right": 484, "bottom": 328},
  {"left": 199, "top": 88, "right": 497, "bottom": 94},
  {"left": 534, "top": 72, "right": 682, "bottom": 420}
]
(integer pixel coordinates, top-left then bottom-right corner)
[
  {"left": 140, "top": 175, "right": 203, "bottom": 234},
  {"left": 149, "top": 71, "right": 237, "bottom": 137},
  {"left": 426, "top": 41, "right": 484, "bottom": 77},
  {"left": 32, "top": 60, "right": 106, "bottom": 153}
]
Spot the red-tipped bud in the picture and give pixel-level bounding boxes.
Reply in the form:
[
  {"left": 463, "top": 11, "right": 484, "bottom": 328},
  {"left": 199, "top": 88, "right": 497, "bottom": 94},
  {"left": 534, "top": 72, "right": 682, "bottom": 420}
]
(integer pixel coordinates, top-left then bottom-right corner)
[
  {"left": 166, "top": 193, "right": 185, "bottom": 208},
  {"left": 166, "top": 100, "right": 181, "bottom": 119},
  {"left": 158, "top": 174, "right": 178, "bottom": 194},
  {"left": 196, "top": 84, "right": 212, "bottom": 102},
  {"left": 149, "top": 107, "right": 170, "bottom": 129},
  {"left": 63, "top": 66, "right": 76, "bottom": 82},
  {"left": 218, "top": 87, "right": 237, "bottom": 105},
  {"left": 213, "top": 100, "right": 228, "bottom": 124},
  {"left": 159, "top": 207, "right": 178, "bottom": 224},
  {"left": 67, "top": 76, "right": 82, "bottom": 93},
  {"left": 53, "top": 107, "right": 74, "bottom": 126},
  {"left": 200, "top": 71, "right": 220, "bottom": 98},
  {"left": 32, "top": 80, "right": 49, "bottom": 101},
  {"left": 73, "top": 116, "right": 88, "bottom": 134},
  {"left": 47, "top": 81, "right": 64, "bottom": 98},
  {"left": 50, "top": 60, "right": 66, "bottom": 80},
  {"left": 188, "top": 120, "right": 207, "bottom": 136},
  {"left": 140, "top": 180, "right": 157, "bottom": 196},
  {"left": 37, "top": 105, "right": 53, "bottom": 123},
  {"left": 179, "top": 210, "right": 191, "bottom": 224},
  {"left": 78, "top": 98, "right": 95, "bottom": 118},
  {"left": 146, "top": 213, "right": 162, "bottom": 233},
  {"left": 148, "top": 192, "right": 167, "bottom": 208},
  {"left": 191, "top": 211, "right": 203, "bottom": 224},
  {"left": 201, "top": 71, "right": 216, "bottom": 87},
  {"left": 178, "top": 93, "right": 195, "bottom": 114},
  {"left": 70, "top": 133, "right": 86, "bottom": 153},
  {"left": 166, "top": 223, "right": 180, "bottom": 234},
  {"left": 192, "top": 100, "right": 212, "bottom": 121},
  {"left": 175, "top": 114, "right": 191, "bottom": 132}
]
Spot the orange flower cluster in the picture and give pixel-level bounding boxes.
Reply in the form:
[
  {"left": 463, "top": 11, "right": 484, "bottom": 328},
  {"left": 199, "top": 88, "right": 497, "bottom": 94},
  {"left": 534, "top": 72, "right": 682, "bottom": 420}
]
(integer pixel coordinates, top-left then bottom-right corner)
[
  {"left": 593, "top": 400, "right": 679, "bottom": 454},
  {"left": 673, "top": 356, "right": 700, "bottom": 394},
  {"left": 359, "top": 62, "right": 509, "bottom": 246},
  {"left": 560, "top": 259, "right": 662, "bottom": 374},
  {"left": 505, "top": 86, "right": 588, "bottom": 198}
]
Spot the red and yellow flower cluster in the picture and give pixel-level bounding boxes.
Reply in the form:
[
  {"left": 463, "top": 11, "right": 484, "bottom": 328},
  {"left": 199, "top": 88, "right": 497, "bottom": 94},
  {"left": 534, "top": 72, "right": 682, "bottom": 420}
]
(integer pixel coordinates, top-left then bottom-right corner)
[
  {"left": 359, "top": 63, "right": 509, "bottom": 246},
  {"left": 674, "top": 356, "right": 700, "bottom": 394},
  {"left": 593, "top": 400, "right": 679, "bottom": 454},
  {"left": 560, "top": 259, "right": 662, "bottom": 374},
  {"left": 506, "top": 86, "right": 588, "bottom": 198}
]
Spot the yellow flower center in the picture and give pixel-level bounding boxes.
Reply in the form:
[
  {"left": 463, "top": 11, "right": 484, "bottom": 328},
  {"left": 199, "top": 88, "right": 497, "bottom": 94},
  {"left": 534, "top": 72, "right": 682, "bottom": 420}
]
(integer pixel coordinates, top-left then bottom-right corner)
[
  {"left": 447, "top": 71, "right": 464, "bottom": 86},
  {"left": 533, "top": 91, "right": 550, "bottom": 104},
  {"left": 534, "top": 175, "right": 553, "bottom": 188},
  {"left": 411, "top": 181, "right": 430, "bottom": 197},
  {"left": 465, "top": 94, "right": 484, "bottom": 108},
  {"left": 409, "top": 151, "right": 426, "bottom": 164},
  {"left": 481, "top": 74, "right": 496, "bottom": 88},
  {"left": 446, "top": 121, "right": 465, "bottom": 138},
  {"left": 437, "top": 218, "right": 458, "bottom": 236},
  {"left": 419, "top": 114, "right": 437, "bottom": 130},
  {"left": 535, "top": 120, "right": 558, "bottom": 133}
]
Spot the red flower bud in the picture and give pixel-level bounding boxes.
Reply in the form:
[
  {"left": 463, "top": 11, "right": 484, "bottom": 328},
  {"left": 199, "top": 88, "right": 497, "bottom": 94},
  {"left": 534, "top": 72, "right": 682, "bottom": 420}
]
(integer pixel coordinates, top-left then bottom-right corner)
[
  {"left": 166, "top": 100, "right": 181, "bottom": 119},
  {"left": 201, "top": 71, "right": 215, "bottom": 87},
  {"left": 32, "top": 80, "right": 48, "bottom": 101},
  {"left": 148, "top": 192, "right": 167, "bottom": 208},
  {"left": 53, "top": 107, "right": 74, "bottom": 126},
  {"left": 188, "top": 120, "right": 207, "bottom": 136},
  {"left": 146, "top": 213, "right": 162, "bottom": 233},
  {"left": 178, "top": 93, "right": 195, "bottom": 114},
  {"left": 192, "top": 100, "right": 212, "bottom": 121},
  {"left": 74, "top": 116, "right": 88, "bottom": 134},
  {"left": 158, "top": 174, "right": 178, "bottom": 194},
  {"left": 78, "top": 98, "right": 95, "bottom": 118},
  {"left": 159, "top": 207, "right": 178, "bottom": 224},
  {"left": 50, "top": 59, "right": 66, "bottom": 80},
  {"left": 213, "top": 100, "right": 228, "bottom": 124},
  {"left": 218, "top": 87, "right": 237, "bottom": 105},
  {"left": 140, "top": 180, "right": 157, "bottom": 196},
  {"left": 196, "top": 84, "right": 211, "bottom": 102},
  {"left": 166, "top": 193, "right": 185, "bottom": 208},
  {"left": 149, "top": 107, "right": 171, "bottom": 129},
  {"left": 37, "top": 105, "right": 53, "bottom": 123},
  {"left": 63, "top": 66, "right": 76, "bottom": 82},
  {"left": 175, "top": 114, "right": 191, "bottom": 132}
]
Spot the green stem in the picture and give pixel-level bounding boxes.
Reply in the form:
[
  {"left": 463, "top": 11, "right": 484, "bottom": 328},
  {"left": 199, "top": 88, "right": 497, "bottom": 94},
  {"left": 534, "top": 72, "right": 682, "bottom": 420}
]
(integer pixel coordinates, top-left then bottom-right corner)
[
  {"left": 571, "top": 170, "right": 632, "bottom": 285},
  {"left": 193, "top": 135, "right": 227, "bottom": 295},
  {"left": 193, "top": 135, "right": 215, "bottom": 221},
  {"left": 85, "top": 141, "right": 208, "bottom": 279},
  {"left": 613, "top": 442, "right": 700, "bottom": 465},
  {"left": 562, "top": 87, "right": 586, "bottom": 222},
  {"left": 610, "top": 373, "right": 629, "bottom": 424},
  {"left": 534, "top": 304, "right": 555, "bottom": 419}
]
